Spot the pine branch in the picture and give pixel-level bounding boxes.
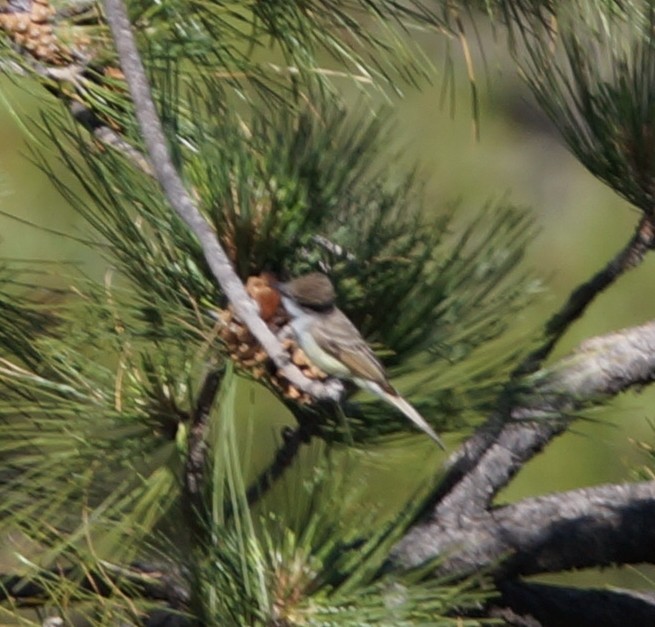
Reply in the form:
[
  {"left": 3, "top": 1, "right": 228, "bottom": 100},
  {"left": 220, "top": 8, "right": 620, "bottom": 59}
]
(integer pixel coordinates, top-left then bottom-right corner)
[
  {"left": 492, "top": 581, "right": 655, "bottom": 627},
  {"left": 0, "top": 17, "right": 151, "bottom": 173},
  {"left": 0, "top": 561, "right": 189, "bottom": 610},
  {"left": 391, "top": 320, "right": 655, "bottom": 573},
  {"left": 184, "top": 368, "right": 222, "bottom": 521},
  {"left": 498, "top": 482, "right": 655, "bottom": 578},
  {"left": 102, "top": 0, "right": 343, "bottom": 404},
  {"left": 245, "top": 416, "right": 316, "bottom": 507},
  {"left": 517, "top": 214, "right": 655, "bottom": 374},
  {"left": 69, "top": 101, "right": 152, "bottom": 175},
  {"left": 392, "top": 479, "right": 655, "bottom": 579},
  {"left": 440, "top": 320, "right": 655, "bottom": 517}
]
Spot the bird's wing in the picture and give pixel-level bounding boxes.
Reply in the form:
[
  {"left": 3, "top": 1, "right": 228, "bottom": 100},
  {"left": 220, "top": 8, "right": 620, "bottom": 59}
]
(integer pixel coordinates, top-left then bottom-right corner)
[{"left": 310, "top": 309, "right": 392, "bottom": 390}]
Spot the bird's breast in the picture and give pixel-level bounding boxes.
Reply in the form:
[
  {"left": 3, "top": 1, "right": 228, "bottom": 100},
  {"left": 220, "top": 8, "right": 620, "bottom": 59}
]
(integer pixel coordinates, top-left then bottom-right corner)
[{"left": 296, "top": 328, "right": 351, "bottom": 378}]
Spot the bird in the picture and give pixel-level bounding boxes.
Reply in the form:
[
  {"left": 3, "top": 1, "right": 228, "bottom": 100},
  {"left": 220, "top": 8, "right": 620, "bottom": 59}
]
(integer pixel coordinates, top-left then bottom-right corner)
[{"left": 277, "top": 272, "right": 444, "bottom": 448}]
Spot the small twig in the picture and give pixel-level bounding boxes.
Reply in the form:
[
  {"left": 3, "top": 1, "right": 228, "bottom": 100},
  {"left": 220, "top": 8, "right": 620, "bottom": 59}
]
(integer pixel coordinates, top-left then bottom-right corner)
[
  {"left": 1, "top": 0, "right": 32, "bottom": 14},
  {"left": 516, "top": 213, "right": 655, "bottom": 375},
  {"left": 245, "top": 416, "right": 316, "bottom": 507},
  {"left": 69, "top": 101, "right": 153, "bottom": 175},
  {"left": 0, "top": 2, "right": 152, "bottom": 173},
  {"left": 102, "top": 0, "right": 343, "bottom": 402},
  {"left": 0, "top": 561, "right": 188, "bottom": 608},
  {"left": 184, "top": 369, "right": 222, "bottom": 518},
  {"left": 304, "top": 235, "right": 358, "bottom": 273},
  {"left": 55, "top": 0, "right": 97, "bottom": 19}
]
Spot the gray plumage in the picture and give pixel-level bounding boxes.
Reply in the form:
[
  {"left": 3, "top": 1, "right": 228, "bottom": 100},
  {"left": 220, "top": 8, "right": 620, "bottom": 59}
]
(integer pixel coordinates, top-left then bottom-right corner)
[{"left": 279, "top": 273, "right": 445, "bottom": 448}]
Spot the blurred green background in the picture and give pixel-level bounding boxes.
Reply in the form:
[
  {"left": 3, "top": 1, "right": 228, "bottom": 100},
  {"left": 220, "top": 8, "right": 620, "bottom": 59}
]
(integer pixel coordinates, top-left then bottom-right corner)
[{"left": 1, "top": 25, "right": 654, "bottom": 594}]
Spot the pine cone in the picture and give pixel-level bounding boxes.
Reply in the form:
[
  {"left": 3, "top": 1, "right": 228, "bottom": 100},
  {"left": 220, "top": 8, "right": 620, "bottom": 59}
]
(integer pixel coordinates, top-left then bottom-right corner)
[
  {"left": 214, "top": 274, "right": 328, "bottom": 404},
  {"left": 0, "top": 0, "right": 69, "bottom": 64}
]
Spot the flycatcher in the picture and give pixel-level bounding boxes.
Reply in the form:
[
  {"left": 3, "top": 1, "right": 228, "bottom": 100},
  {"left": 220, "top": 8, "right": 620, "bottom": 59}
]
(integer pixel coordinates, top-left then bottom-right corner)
[{"left": 278, "top": 272, "right": 444, "bottom": 448}]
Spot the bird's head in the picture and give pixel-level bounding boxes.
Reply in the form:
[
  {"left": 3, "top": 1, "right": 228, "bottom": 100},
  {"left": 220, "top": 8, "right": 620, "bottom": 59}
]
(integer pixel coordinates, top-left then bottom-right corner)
[{"left": 278, "top": 272, "right": 337, "bottom": 313}]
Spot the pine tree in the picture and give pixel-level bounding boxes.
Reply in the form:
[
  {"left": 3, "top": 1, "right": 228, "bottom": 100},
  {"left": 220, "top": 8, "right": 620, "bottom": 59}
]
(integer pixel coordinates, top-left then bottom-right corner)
[{"left": 1, "top": 1, "right": 655, "bottom": 625}]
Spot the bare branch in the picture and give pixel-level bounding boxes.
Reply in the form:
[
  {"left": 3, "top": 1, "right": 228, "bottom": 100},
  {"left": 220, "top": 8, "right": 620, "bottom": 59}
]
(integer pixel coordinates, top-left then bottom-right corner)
[
  {"left": 101, "top": 0, "right": 343, "bottom": 402},
  {"left": 69, "top": 101, "right": 153, "bottom": 175},
  {"left": 392, "top": 321, "right": 655, "bottom": 573},
  {"left": 245, "top": 417, "right": 316, "bottom": 507},
  {"left": 516, "top": 214, "right": 655, "bottom": 375},
  {"left": 391, "top": 480, "right": 655, "bottom": 578},
  {"left": 491, "top": 581, "right": 655, "bottom": 627},
  {"left": 184, "top": 368, "right": 222, "bottom": 516},
  {"left": 426, "top": 320, "right": 655, "bottom": 521}
]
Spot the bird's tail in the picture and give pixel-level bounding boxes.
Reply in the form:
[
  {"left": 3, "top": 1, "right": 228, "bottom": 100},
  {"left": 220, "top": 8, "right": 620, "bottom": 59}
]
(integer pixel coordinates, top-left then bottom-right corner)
[{"left": 364, "top": 381, "right": 445, "bottom": 449}]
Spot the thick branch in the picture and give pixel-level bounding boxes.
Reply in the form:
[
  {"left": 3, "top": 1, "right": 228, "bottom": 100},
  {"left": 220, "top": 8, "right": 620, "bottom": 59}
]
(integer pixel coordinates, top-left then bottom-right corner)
[
  {"left": 101, "top": 0, "right": 342, "bottom": 402},
  {"left": 491, "top": 581, "right": 655, "bottom": 627},
  {"left": 391, "top": 480, "right": 655, "bottom": 578},
  {"left": 517, "top": 213, "right": 655, "bottom": 375},
  {"left": 392, "top": 321, "right": 655, "bottom": 573},
  {"left": 427, "top": 320, "right": 655, "bottom": 521}
]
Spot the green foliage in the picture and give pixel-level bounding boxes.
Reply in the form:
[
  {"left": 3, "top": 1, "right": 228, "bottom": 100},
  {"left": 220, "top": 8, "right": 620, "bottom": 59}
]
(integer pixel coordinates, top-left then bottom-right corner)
[
  {"left": 519, "top": 1, "right": 655, "bottom": 213},
  {"left": 30, "top": 88, "right": 538, "bottom": 442},
  {"left": 183, "top": 370, "right": 495, "bottom": 626},
  {"left": 1, "top": 0, "right": 454, "bottom": 140},
  {"left": 130, "top": 0, "right": 445, "bottom": 90},
  {"left": 0, "top": 272, "right": 202, "bottom": 578},
  {"left": 631, "top": 420, "right": 655, "bottom": 482},
  {"left": 0, "top": 88, "right": 537, "bottom": 620},
  {"left": 0, "top": 362, "right": 494, "bottom": 624},
  {"left": 0, "top": 1, "right": 553, "bottom": 624},
  {"left": 0, "top": 265, "right": 62, "bottom": 369}
]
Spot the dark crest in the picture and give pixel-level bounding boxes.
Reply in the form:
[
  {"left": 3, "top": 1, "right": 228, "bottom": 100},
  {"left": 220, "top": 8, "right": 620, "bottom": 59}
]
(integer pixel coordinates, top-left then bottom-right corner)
[{"left": 280, "top": 273, "right": 336, "bottom": 310}]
